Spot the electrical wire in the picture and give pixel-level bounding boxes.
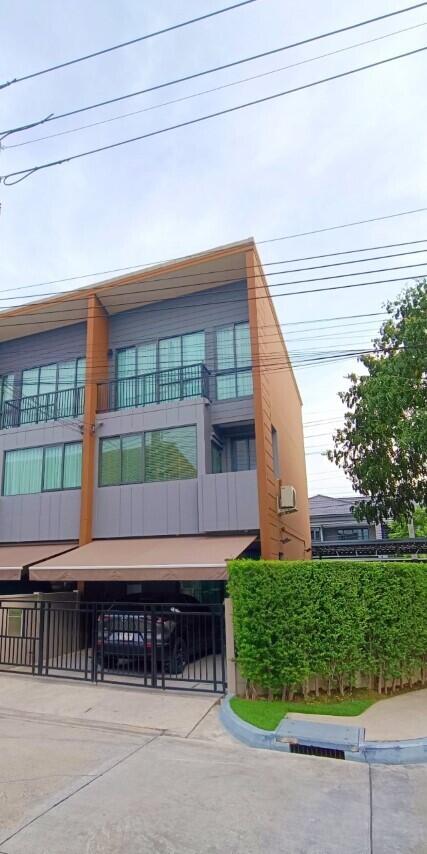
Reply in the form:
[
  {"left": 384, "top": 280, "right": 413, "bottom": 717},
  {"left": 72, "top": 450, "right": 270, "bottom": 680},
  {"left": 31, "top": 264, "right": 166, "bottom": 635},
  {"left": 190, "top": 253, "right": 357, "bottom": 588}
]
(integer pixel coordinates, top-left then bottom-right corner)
[
  {"left": 2, "top": 245, "right": 427, "bottom": 304},
  {"left": 2, "top": 44, "right": 426, "bottom": 184},
  {"left": 0, "top": 270, "right": 426, "bottom": 329},
  {"left": 2, "top": 233, "right": 427, "bottom": 300},
  {"left": 6, "top": 19, "right": 427, "bottom": 150},
  {"left": 0, "top": 0, "right": 259, "bottom": 91}
]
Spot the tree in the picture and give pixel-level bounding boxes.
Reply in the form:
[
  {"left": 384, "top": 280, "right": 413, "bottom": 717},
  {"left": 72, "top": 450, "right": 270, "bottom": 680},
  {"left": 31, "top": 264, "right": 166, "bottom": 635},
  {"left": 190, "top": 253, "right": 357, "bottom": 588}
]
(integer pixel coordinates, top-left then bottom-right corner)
[
  {"left": 327, "top": 280, "right": 427, "bottom": 523},
  {"left": 388, "top": 506, "right": 427, "bottom": 539}
]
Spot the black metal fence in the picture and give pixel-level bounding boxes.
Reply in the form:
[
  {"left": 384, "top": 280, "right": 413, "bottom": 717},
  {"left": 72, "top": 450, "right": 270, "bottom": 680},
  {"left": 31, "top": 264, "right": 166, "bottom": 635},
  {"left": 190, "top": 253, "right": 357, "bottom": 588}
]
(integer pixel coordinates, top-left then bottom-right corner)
[
  {"left": 97, "top": 363, "right": 210, "bottom": 413},
  {"left": 0, "top": 600, "right": 226, "bottom": 693},
  {"left": 1, "top": 386, "right": 85, "bottom": 428}
]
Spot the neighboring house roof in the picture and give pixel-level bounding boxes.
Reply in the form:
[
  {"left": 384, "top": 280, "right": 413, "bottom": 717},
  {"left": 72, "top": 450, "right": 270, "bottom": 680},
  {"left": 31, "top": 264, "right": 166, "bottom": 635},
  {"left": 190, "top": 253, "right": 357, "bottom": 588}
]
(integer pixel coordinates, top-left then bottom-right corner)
[{"left": 309, "top": 494, "right": 363, "bottom": 520}]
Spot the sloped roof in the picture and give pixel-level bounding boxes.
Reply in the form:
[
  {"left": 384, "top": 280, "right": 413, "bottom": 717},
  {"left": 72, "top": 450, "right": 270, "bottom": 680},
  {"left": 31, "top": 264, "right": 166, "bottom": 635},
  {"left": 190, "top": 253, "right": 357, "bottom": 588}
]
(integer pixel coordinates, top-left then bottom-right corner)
[{"left": 309, "top": 494, "right": 363, "bottom": 518}]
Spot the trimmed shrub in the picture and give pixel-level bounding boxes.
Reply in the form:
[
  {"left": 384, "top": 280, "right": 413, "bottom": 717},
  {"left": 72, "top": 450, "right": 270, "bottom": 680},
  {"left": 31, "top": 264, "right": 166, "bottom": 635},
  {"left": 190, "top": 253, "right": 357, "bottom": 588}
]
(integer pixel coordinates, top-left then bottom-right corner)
[{"left": 228, "top": 559, "right": 427, "bottom": 698}]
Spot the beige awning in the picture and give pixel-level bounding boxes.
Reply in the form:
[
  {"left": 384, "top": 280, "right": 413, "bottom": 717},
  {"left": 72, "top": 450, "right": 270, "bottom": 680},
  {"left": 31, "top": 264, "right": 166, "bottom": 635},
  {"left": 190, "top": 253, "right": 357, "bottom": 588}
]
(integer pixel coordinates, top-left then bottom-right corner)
[
  {"left": 0, "top": 543, "right": 77, "bottom": 581},
  {"left": 29, "top": 535, "right": 256, "bottom": 582}
]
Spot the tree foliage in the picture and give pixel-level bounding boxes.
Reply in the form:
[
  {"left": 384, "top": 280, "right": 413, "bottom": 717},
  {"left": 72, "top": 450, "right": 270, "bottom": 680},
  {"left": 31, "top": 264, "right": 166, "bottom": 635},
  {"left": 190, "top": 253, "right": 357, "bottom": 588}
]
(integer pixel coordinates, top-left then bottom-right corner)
[
  {"left": 388, "top": 506, "right": 427, "bottom": 539},
  {"left": 327, "top": 281, "right": 427, "bottom": 523},
  {"left": 228, "top": 559, "right": 427, "bottom": 698}
]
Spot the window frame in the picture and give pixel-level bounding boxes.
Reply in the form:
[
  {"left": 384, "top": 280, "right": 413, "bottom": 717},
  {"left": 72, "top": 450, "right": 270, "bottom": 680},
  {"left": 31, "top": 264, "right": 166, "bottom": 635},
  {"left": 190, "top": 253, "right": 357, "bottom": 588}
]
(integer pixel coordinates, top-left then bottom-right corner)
[
  {"left": 20, "top": 358, "right": 86, "bottom": 399},
  {"left": 98, "top": 424, "right": 198, "bottom": 487},
  {"left": 116, "top": 330, "right": 206, "bottom": 380},
  {"left": 2, "top": 441, "right": 83, "bottom": 496},
  {"left": 215, "top": 321, "right": 252, "bottom": 401},
  {"left": 230, "top": 435, "right": 257, "bottom": 472}
]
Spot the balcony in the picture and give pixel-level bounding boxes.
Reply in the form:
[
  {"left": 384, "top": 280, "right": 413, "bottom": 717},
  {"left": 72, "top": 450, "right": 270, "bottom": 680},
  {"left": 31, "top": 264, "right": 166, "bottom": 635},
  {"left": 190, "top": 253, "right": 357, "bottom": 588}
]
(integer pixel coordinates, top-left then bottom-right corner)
[
  {"left": 0, "top": 386, "right": 85, "bottom": 429},
  {"left": 97, "top": 363, "right": 210, "bottom": 413}
]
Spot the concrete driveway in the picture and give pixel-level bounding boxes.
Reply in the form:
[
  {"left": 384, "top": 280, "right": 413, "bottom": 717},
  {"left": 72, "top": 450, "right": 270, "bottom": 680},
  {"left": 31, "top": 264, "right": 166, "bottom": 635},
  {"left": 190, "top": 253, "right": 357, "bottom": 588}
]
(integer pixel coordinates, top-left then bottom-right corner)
[{"left": 0, "top": 676, "right": 426, "bottom": 853}]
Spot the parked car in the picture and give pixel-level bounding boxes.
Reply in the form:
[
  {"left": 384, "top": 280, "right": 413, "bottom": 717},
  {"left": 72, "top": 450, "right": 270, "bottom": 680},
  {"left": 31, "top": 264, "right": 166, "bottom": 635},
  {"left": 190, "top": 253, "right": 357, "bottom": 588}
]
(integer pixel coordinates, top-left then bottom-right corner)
[{"left": 96, "top": 595, "right": 222, "bottom": 675}]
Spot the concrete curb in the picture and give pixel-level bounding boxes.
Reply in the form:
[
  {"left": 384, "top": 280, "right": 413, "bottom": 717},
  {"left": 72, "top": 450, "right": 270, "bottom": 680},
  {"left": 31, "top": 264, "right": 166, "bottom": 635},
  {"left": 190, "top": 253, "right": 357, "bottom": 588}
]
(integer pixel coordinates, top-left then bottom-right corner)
[{"left": 219, "top": 695, "right": 427, "bottom": 764}]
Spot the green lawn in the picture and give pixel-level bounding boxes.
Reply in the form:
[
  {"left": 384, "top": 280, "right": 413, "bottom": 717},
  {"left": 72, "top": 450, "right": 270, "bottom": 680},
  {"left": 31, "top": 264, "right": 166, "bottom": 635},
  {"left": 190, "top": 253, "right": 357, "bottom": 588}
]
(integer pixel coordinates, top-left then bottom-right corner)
[{"left": 230, "top": 695, "right": 375, "bottom": 731}]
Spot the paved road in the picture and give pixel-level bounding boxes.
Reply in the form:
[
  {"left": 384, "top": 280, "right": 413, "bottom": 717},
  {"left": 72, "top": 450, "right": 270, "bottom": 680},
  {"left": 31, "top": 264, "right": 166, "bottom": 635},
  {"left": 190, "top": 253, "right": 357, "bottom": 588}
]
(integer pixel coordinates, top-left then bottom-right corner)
[{"left": 0, "top": 706, "right": 426, "bottom": 853}]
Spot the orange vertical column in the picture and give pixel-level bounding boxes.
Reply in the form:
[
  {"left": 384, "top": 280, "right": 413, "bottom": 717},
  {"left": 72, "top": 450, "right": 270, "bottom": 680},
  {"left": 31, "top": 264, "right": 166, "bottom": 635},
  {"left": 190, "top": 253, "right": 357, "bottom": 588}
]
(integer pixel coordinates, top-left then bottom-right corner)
[
  {"left": 246, "top": 248, "right": 275, "bottom": 559},
  {"left": 79, "top": 294, "right": 109, "bottom": 547}
]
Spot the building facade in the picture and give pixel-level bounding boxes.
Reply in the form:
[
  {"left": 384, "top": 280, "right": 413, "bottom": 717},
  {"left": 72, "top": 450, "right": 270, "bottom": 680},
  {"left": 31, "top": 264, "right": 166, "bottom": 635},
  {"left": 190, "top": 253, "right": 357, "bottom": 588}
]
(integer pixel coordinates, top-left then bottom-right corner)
[
  {"left": 0, "top": 241, "right": 310, "bottom": 591},
  {"left": 310, "top": 494, "right": 382, "bottom": 544}
]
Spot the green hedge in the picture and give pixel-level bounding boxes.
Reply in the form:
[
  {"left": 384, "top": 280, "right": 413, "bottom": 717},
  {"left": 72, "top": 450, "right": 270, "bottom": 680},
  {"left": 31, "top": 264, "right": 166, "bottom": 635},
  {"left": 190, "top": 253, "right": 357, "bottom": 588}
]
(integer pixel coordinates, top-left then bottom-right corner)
[{"left": 228, "top": 560, "right": 427, "bottom": 698}]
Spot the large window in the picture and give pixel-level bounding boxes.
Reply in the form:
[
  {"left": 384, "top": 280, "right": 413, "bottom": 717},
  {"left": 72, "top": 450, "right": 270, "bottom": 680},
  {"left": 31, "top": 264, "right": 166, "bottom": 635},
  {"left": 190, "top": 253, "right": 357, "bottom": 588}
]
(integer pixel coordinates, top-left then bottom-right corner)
[
  {"left": 20, "top": 358, "right": 85, "bottom": 422},
  {"left": 2, "top": 442, "right": 82, "bottom": 496},
  {"left": 116, "top": 331, "right": 205, "bottom": 407},
  {"left": 99, "top": 426, "right": 197, "bottom": 486},
  {"left": 216, "top": 322, "right": 252, "bottom": 400},
  {"left": 231, "top": 436, "right": 256, "bottom": 472}
]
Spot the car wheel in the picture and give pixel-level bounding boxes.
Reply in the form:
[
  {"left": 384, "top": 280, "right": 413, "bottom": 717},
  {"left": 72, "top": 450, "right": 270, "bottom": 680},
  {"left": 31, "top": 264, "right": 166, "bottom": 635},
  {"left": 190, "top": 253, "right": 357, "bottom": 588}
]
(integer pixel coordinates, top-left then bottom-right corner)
[{"left": 168, "top": 639, "right": 188, "bottom": 675}]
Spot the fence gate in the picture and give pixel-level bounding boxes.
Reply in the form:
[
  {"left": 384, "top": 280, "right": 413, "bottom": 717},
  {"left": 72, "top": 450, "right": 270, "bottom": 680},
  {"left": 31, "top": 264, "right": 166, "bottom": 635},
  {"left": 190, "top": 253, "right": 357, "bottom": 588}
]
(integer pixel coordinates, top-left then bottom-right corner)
[{"left": 0, "top": 600, "right": 226, "bottom": 693}]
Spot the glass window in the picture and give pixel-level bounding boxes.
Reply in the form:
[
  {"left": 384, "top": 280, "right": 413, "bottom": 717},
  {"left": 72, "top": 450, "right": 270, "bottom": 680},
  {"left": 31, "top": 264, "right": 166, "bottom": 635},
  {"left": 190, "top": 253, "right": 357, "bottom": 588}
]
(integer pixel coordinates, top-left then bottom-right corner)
[
  {"left": 57, "top": 360, "right": 76, "bottom": 392},
  {"left": 121, "top": 434, "right": 142, "bottom": 483},
  {"left": 182, "top": 331, "right": 205, "bottom": 366},
  {"left": 136, "top": 343, "right": 157, "bottom": 375},
  {"left": 20, "top": 360, "right": 85, "bottom": 425},
  {"left": 231, "top": 437, "right": 256, "bottom": 472},
  {"left": 235, "top": 323, "right": 251, "bottom": 368},
  {"left": 39, "top": 364, "right": 57, "bottom": 395},
  {"left": 76, "top": 358, "right": 86, "bottom": 387},
  {"left": 63, "top": 443, "right": 82, "bottom": 488},
  {"left": 216, "top": 326, "right": 235, "bottom": 371},
  {"left": 216, "top": 322, "right": 252, "bottom": 400},
  {"left": 99, "top": 438, "right": 121, "bottom": 486},
  {"left": 236, "top": 370, "right": 253, "bottom": 397},
  {"left": 43, "top": 445, "right": 63, "bottom": 491},
  {"left": 3, "top": 447, "right": 44, "bottom": 495},
  {"left": 99, "top": 427, "right": 197, "bottom": 486},
  {"left": 2, "top": 443, "right": 82, "bottom": 496},
  {"left": 216, "top": 374, "right": 237, "bottom": 401},
  {"left": 116, "top": 348, "right": 137, "bottom": 409},
  {"left": 335, "top": 528, "right": 370, "bottom": 541},
  {"left": 145, "top": 426, "right": 197, "bottom": 482},
  {"left": 159, "top": 336, "right": 181, "bottom": 370},
  {"left": 211, "top": 442, "right": 223, "bottom": 474}
]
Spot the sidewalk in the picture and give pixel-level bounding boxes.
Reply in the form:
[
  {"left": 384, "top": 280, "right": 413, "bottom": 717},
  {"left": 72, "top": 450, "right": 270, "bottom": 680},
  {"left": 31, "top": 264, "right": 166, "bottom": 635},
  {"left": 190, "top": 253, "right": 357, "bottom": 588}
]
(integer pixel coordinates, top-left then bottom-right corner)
[
  {"left": 0, "top": 673, "right": 220, "bottom": 738},
  {"left": 288, "top": 688, "right": 427, "bottom": 741}
]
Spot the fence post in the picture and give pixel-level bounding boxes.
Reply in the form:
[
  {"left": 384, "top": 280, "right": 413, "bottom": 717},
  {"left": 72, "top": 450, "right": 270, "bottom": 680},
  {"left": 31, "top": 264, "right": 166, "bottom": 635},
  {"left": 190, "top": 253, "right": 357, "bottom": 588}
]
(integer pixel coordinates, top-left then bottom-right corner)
[
  {"left": 224, "top": 598, "right": 245, "bottom": 696},
  {"left": 151, "top": 605, "right": 157, "bottom": 689},
  {"left": 91, "top": 603, "right": 98, "bottom": 682},
  {"left": 37, "top": 601, "right": 46, "bottom": 676}
]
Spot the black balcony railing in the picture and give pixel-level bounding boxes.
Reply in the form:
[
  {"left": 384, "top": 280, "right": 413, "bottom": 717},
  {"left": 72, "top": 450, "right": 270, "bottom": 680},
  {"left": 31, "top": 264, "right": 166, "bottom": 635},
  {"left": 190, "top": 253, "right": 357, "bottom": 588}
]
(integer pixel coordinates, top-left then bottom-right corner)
[
  {"left": 97, "top": 363, "right": 210, "bottom": 413},
  {"left": 1, "top": 386, "right": 85, "bottom": 429}
]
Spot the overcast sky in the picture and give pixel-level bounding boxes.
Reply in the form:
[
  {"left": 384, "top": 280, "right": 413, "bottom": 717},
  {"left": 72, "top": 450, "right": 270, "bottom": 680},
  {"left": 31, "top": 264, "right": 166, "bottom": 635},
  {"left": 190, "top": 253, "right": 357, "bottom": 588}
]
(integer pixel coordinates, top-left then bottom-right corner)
[{"left": 1, "top": 0, "right": 426, "bottom": 497}]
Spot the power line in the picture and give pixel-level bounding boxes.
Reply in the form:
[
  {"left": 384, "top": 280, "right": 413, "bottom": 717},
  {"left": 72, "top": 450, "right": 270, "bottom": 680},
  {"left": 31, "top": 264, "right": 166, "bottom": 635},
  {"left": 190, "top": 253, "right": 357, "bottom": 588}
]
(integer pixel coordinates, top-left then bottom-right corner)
[
  {"left": 0, "top": 254, "right": 427, "bottom": 305},
  {"left": 2, "top": 245, "right": 427, "bottom": 304},
  {"left": 2, "top": 44, "right": 426, "bottom": 185},
  {"left": 6, "top": 19, "right": 427, "bottom": 150},
  {"left": 0, "top": 0, "right": 258, "bottom": 91},
  {"left": 0, "top": 271, "right": 425, "bottom": 328},
  {"left": 2, "top": 234, "right": 426, "bottom": 300}
]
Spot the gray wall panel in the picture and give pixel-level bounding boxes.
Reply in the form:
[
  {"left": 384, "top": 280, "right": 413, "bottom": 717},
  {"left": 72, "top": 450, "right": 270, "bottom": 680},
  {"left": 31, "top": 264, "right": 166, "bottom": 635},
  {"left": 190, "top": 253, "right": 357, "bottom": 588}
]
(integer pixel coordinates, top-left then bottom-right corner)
[
  {"left": 0, "top": 491, "right": 80, "bottom": 542},
  {"left": 93, "top": 481, "right": 199, "bottom": 538},
  {"left": 0, "top": 323, "right": 87, "bottom": 398},
  {"left": 0, "top": 422, "right": 82, "bottom": 542},
  {"left": 198, "top": 471, "right": 259, "bottom": 532}
]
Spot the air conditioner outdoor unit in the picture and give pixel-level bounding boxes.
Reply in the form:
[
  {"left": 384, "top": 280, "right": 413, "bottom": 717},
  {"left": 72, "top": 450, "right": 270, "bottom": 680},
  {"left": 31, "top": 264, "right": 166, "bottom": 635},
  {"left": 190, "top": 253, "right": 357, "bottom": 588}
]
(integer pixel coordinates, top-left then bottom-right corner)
[{"left": 278, "top": 485, "right": 297, "bottom": 514}]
